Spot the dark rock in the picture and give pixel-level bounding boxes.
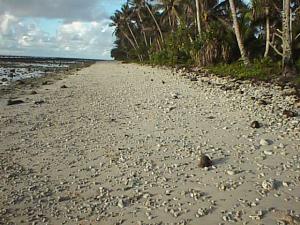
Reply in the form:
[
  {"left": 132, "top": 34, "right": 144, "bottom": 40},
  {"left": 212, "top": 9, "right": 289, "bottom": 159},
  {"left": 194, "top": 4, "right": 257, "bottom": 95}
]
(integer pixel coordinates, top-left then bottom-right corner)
[
  {"left": 1, "top": 78, "right": 8, "bottom": 82},
  {"left": 251, "top": 97, "right": 256, "bottom": 100},
  {"left": 7, "top": 99, "right": 24, "bottom": 106},
  {"left": 258, "top": 99, "right": 268, "bottom": 105},
  {"left": 198, "top": 154, "right": 212, "bottom": 168},
  {"left": 162, "top": 80, "right": 165, "bottom": 84},
  {"left": 250, "top": 121, "right": 260, "bottom": 128},
  {"left": 295, "top": 100, "right": 300, "bottom": 108},
  {"left": 109, "top": 118, "right": 116, "bottom": 122},
  {"left": 283, "top": 110, "right": 297, "bottom": 118},
  {"left": 30, "top": 90, "right": 38, "bottom": 95},
  {"left": 16, "top": 80, "right": 25, "bottom": 85},
  {"left": 60, "top": 85, "right": 68, "bottom": 89},
  {"left": 42, "top": 81, "right": 48, "bottom": 85},
  {"left": 190, "top": 77, "right": 198, "bottom": 82},
  {"left": 57, "top": 196, "right": 70, "bottom": 202},
  {"left": 34, "top": 100, "right": 45, "bottom": 105},
  {"left": 150, "top": 79, "right": 154, "bottom": 82},
  {"left": 220, "top": 85, "right": 232, "bottom": 91}
]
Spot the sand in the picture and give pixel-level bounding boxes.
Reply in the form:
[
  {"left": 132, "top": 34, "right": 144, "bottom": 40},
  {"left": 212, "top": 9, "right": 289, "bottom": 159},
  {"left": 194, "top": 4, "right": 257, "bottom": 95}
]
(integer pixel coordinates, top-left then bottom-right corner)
[{"left": 1, "top": 61, "right": 299, "bottom": 225}]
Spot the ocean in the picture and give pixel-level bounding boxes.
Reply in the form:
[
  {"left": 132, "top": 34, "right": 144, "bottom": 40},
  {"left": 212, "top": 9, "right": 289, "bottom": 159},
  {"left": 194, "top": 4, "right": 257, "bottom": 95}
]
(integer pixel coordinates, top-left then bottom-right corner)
[{"left": 0, "top": 55, "right": 96, "bottom": 85}]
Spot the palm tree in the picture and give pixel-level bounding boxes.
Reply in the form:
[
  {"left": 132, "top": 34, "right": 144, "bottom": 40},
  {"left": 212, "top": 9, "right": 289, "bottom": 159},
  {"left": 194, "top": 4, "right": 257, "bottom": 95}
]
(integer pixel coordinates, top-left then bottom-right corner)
[
  {"left": 195, "top": 0, "right": 201, "bottom": 37},
  {"left": 252, "top": 0, "right": 271, "bottom": 57},
  {"left": 129, "top": 0, "right": 149, "bottom": 47},
  {"left": 159, "top": 0, "right": 182, "bottom": 31},
  {"left": 139, "top": 0, "right": 165, "bottom": 44},
  {"left": 282, "top": 0, "right": 296, "bottom": 76},
  {"left": 252, "top": 0, "right": 282, "bottom": 58},
  {"left": 121, "top": 4, "right": 141, "bottom": 51},
  {"left": 229, "top": 0, "right": 250, "bottom": 65},
  {"left": 110, "top": 8, "right": 143, "bottom": 61}
]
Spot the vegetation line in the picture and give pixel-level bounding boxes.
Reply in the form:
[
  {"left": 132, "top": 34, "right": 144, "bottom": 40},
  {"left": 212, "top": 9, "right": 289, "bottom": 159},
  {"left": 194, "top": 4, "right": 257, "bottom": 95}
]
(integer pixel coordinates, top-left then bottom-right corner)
[{"left": 110, "top": 0, "right": 300, "bottom": 85}]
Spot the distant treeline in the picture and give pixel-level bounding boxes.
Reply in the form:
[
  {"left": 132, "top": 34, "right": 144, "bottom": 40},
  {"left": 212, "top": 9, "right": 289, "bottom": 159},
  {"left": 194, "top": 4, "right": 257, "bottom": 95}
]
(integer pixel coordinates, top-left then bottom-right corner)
[{"left": 110, "top": 0, "right": 300, "bottom": 80}]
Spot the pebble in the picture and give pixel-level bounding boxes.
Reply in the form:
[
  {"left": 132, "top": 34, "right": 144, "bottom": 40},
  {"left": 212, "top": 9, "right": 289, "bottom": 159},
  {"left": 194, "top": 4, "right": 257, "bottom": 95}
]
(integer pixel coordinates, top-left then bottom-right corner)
[
  {"left": 197, "top": 208, "right": 208, "bottom": 217},
  {"left": 262, "top": 179, "right": 276, "bottom": 191},
  {"left": 227, "top": 170, "right": 236, "bottom": 175},
  {"left": 198, "top": 154, "right": 212, "bottom": 168},
  {"left": 260, "top": 139, "right": 271, "bottom": 146},
  {"left": 264, "top": 150, "right": 273, "bottom": 155},
  {"left": 7, "top": 99, "right": 24, "bottom": 106},
  {"left": 250, "top": 121, "right": 260, "bottom": 128},
  {"left": 117, "top": 199, "right": 125, "bottom": 208}
]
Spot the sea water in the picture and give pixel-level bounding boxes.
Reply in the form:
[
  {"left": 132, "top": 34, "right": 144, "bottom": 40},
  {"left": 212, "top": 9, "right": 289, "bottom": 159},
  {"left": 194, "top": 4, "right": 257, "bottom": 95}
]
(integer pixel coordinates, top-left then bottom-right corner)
[{"left": 0, "top": 56, "right": 92, "bottom": 85}]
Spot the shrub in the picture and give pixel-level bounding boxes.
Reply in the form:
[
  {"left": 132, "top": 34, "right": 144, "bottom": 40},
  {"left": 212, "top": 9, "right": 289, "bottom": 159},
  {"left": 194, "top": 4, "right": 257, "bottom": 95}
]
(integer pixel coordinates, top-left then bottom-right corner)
[{"left": 207, "top": 59, "right": 281, "bottom": 80}]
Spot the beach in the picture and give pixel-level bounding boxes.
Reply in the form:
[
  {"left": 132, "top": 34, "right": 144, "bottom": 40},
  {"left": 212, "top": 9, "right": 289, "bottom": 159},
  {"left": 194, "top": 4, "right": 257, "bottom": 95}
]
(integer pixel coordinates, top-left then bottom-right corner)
[{"left": 1, "top": 61, "right": 300, "bottom": 225}]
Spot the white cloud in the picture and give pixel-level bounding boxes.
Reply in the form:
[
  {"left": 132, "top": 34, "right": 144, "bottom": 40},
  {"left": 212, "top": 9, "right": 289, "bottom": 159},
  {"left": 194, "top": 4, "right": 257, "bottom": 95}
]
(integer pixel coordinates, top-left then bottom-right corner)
[
  {"left": 0, "top": 13, "right": 18, "bottom": 35},
  {"left": 0, "top": 12, "right": 115, "bottom": 59},
  {"left": 0, "top": 0, "right": 122, "bottom": 59},
  {"left": 56, "top": 20, "right": 115, "bottom": 58}
]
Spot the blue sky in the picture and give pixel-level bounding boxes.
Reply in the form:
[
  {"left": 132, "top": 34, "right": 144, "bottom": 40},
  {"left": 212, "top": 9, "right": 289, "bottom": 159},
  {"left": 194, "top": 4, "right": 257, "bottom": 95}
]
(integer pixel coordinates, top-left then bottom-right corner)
[{"left": 0, "top": 0, "right": 127, "bottom": 59}]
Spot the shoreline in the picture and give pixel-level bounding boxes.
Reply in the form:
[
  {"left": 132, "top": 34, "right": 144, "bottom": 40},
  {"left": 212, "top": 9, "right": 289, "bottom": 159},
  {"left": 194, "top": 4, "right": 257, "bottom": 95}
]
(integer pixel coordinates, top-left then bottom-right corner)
[
  {"left": 1, "top": 61, "right": 299, "bottom": 225},
  {"left": 0, "top": 61, "right": 96, "bottom": 99}
]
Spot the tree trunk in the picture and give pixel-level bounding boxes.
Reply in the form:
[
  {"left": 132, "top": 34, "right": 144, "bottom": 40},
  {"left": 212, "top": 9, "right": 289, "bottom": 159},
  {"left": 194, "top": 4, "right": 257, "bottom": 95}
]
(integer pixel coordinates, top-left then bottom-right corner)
[
  {"left": 122, "top": 31, "right": 143, "bottom": 62},
  {"left": 264, "top": 9, "right": 270, "bottom": 57},
  {"left": 145, "top": 3, "right": 164, "bottom": 44},
  {"left": 137, "top": 12, "right": 148, "bottom": 47},
  {"left": 282, "top": 0, "right": 295, "bottom": 77},
  {"left": 229, "top": 0, "right": 250, "bottom": 65},
  {"left": 195, "top": 0, "right": 201, "bottom": 37},
  {"left": 157, "top": 38, "right": 162, "bottom": 51},
  {"left": 127, "top": 22, "right": 139, "bottom": 49}
]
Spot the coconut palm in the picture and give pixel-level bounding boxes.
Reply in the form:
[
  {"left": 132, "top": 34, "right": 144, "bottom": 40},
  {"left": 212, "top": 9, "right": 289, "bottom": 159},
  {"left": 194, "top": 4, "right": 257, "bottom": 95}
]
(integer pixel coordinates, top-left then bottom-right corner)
[
  {"left": 110, "top": 7, "right": 143, "bottom": 61},
  {"left": 128, "top": 0, "right": 149, "bottom": 47},
  {"left": 131, "top": 0, "right": 165, "bottom": 46},
  {"left": 282, "top": 0, "right": 296, "bottom": 76},
  {"left": 252, "top": 0, "right": 282, "bottom": 57},
  {"left": 159, "top": 0, "right": 182, "bottom": 31},
  {"left": 229, "top": 0, "right": 250, "bottom": 65}
]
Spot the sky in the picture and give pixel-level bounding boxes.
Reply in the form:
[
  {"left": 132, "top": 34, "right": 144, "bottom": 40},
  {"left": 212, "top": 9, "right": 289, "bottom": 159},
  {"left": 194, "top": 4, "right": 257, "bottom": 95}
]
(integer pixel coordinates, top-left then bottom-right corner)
[{"left": 0, "top": 0, "right": 127, "bottom": 59}]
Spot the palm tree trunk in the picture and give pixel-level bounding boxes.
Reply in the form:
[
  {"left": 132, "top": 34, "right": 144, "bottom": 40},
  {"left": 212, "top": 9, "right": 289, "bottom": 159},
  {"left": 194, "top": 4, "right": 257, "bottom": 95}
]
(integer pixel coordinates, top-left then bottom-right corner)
[
  {"left": 264, "top": 13, "right": 270, "bottom": 57},
  {"left": 157, "top": 38, "right": 162, "bottom": 51},
  {"left": 282, "top": 0, "right": 295, "bottom": 77},
  {"left": 122, "top": 31, "right": 143, "bottom": 62},
  {"left": 137, "top": 12, "right": 148, "bottom": 47},
  {"left": 127, "top": 22, "right": 139, "bottom": 49},
  {"left": 195, "top": 0, "right": 201, "bottom": 37},
  {"left": 127, "top": 22, "right": 144, "bottom": 61},
  {"left": 229, "top": 0, "right": 250, "bottom": 65},
  {"left": 145, "top": 3, "right": 164, "bottom": 44}
]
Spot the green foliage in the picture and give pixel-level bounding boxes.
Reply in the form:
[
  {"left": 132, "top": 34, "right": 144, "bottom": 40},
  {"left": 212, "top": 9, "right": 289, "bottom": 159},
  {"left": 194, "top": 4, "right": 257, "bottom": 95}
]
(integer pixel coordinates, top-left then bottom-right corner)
[
  {"left": 207, "top": 58, "right": 281, "bottom": 80},
  {"left": 296, "top": 58, "right": 300, "bottom": 71},
  {"left": 111, "top": 0, "right": 300, "bottom": 83},
  {"left": 149, "top": 24, "right": 194, "bottom": 66}
]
